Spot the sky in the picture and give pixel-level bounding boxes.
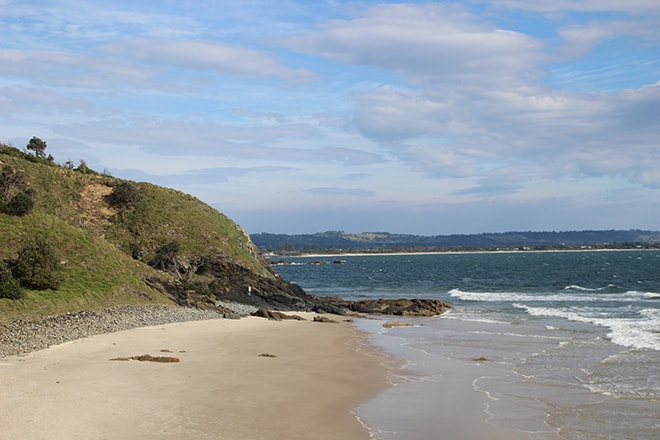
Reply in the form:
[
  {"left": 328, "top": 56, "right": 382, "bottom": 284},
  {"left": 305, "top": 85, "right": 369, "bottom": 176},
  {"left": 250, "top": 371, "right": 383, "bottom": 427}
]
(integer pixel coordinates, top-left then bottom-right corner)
[{"left": 1, "top": 1, "right": 659, "bottom": 235}]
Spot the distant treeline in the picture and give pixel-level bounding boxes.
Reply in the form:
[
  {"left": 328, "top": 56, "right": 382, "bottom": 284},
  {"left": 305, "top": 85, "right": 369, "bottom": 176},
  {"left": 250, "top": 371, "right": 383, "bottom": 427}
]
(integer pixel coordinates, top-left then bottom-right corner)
[{"left": 250, "top": 230, "right": 660, "bottom": 254}]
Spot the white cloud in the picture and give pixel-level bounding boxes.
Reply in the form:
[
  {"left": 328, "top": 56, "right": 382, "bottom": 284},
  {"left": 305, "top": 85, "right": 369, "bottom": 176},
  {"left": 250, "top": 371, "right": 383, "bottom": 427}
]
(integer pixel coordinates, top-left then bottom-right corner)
[
  {"left": 272, "top": 2, "right": 659, "bottom": 197},
  {"left": 489, "top": 0, "right": 660, "bottom": 14},
  {"left": 351, "top": 80, "right": 660, "bottom": 189},
  {"left": 101, "top": 39, "right": 317, "bottom": 82},
  {"left": 280, "top": 3, "right": 545, "bottom": 86},
  {"left": 0, "top": 49, "right": 160, "bottom": 90}
]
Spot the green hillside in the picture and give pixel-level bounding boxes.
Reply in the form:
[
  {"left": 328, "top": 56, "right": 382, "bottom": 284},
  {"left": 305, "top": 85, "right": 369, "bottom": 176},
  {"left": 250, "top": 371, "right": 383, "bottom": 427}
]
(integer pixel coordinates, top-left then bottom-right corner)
[{"left": 0, "top": 143, "right": 276, "bottom": 322}]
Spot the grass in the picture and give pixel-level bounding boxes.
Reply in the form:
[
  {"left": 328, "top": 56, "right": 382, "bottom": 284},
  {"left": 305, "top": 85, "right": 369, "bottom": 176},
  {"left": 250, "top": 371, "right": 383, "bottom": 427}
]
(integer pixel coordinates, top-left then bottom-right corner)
[
  {"left": 0, "top": 145, "right": 273, "bottom": 322},
  {"left": 0, "top": 213, "right": 172, "bottom": 321}
]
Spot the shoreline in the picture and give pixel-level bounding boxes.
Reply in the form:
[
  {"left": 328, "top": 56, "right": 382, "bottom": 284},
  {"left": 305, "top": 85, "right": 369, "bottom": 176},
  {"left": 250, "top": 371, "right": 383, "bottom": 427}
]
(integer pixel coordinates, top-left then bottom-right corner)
[
  {"left": 277, "top": 247, "right": 656, "bottom": 258},
  {"left": 355, "top": 316, "right": 563, "bottom": 440},
  {"left": 0, "top": 313, "right": 395, "bottom": 440}
]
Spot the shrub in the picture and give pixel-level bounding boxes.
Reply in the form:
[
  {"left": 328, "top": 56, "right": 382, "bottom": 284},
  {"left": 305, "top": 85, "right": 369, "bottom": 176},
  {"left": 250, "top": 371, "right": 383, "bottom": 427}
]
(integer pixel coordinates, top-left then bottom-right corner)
[
  {"left": 12, "top": 236, "right": 63, "bottom": 290},
  {"left": 0, "top": 165, "right": 34, "bottom": 216},
  {"left": 149, "top": 240, "right": 180, "bottom": 271},
  {"left": 0, "top": 143, "right": 28, "bottom": 159},
  {"left": 3, "top": 191, "right": 34, "bottom": 216},
  {"left": 105, "top": 181, "right": 141, "bottom": 208},
  {"left": 0, "top": 165, "right": 25, "bottom": 200},
  {"left": 74, "top": 160, "right": 98, "bottom": 175},
  {"left": 0, "top": 262, "right": 24, "bottom": 300}
]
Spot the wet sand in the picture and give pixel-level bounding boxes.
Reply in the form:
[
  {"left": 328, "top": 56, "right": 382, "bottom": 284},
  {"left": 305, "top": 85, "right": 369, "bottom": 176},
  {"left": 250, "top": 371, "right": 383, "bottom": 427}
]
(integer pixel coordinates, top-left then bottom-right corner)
[
  {"left": 354, "top": 317, "right": 562, "bottom": 440},
  {"left": 0, "top": 313, "right": 393, "bottom": 440}
]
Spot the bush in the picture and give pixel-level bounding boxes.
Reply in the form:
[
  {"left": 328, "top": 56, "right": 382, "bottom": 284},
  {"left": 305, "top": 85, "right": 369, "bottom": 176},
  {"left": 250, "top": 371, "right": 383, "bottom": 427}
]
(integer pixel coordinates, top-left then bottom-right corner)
[
  {"left": 74, "top": 160, "right": 98, "bottom": 175},
  {"left": 105, "top": 181, "right": 141, "bottom": 208},
  {"left": 12, "top": 236, "right": 63, "bottom": 290},
  {"left": 149, "top": 240, "right": 180, "bottom": 271},
  {"left": 0, "top": 262, "right": 24, "bottom": 300},
  {"left": 0, "top": 165, "right": 34, "bottom": 216},
  {"left": 0, "top": 143, "right": 27, "bottom": 159},
  {"left": 2, "top": 191, "right": 34, "bottom": 216}
]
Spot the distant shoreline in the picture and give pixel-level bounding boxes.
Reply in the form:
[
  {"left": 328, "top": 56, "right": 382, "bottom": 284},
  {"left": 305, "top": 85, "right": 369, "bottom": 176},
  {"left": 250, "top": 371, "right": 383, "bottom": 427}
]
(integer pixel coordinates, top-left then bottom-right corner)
[{"left": 271, "top": 247, "right": 657, "bottom": 259}]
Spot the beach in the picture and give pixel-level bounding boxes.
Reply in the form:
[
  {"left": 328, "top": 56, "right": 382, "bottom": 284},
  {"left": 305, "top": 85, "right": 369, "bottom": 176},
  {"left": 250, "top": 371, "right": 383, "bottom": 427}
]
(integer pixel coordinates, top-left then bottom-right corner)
[{"left": 0, "top": 313, "right": 393, "bottom": 440}]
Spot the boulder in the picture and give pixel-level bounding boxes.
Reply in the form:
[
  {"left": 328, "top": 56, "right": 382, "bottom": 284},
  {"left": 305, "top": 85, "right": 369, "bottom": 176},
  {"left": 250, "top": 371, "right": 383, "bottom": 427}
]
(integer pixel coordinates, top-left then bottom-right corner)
[
  {"left": 312, "top": 315, "right": 338, "bottom": 323},
  {"left": 251, "top": 308, "right": 306, "bottom": 321}
]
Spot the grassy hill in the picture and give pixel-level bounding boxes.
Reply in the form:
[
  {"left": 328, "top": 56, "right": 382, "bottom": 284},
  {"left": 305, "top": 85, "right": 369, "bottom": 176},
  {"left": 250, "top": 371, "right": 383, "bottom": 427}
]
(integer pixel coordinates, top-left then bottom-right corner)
[{"left": 0, "top": 144, "right": 276, "bottom": 322}]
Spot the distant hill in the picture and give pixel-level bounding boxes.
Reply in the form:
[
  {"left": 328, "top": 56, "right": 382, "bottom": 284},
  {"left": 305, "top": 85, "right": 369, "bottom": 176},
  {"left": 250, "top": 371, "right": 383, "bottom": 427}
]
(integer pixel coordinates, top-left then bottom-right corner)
[{"left": 251, "top": 230, "right": 660, "bottom": 254}]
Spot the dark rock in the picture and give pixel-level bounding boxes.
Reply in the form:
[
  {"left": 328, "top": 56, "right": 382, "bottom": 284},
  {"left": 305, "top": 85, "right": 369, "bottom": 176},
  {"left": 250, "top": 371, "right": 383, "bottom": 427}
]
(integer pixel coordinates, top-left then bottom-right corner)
[
  {"left": 251, "top": 308, "right": 306, "bottom": 321},
  {"left": 222, "top": 311, "right": 242, "bottom": 319},
  {"left": 110, "top": 354, "right": 180, "bottom": 363},
  {"left": 195, "top": 254, "right": 452, "bottom": 318},
  {"left": 313, "top": 315, "right": 338, "bottom": 323},
  {"left": 313, "top": 297, "right": 451, "bottom": 317}
]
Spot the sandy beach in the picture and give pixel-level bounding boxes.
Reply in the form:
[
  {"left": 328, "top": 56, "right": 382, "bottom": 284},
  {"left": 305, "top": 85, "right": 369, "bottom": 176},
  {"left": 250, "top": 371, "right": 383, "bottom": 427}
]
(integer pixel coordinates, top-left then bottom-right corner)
[{"left": 0, "top": 313, "right": 393, "bottom": 440}]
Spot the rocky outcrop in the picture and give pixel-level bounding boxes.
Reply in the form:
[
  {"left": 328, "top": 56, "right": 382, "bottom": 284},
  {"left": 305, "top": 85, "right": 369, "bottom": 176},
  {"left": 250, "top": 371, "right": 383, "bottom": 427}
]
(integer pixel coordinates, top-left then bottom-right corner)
[
  {"left": 251, "top": 308, "right": 306, "bottom": 321},
  {"left": 343, "top": 298, "right": 451, "bottom": 316},
  {"left": 312, "top": 315, "right": 338, "bottom": 323},
  {"left": 150, "top": 253, "right": 452, "bottom": 318},
  {"left": 193, "top": 254, "right": 452, "bottom": 317}
]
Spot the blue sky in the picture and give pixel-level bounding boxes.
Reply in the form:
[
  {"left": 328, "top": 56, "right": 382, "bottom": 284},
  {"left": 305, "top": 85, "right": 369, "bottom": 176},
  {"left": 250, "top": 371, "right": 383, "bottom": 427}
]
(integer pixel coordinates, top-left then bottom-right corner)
[{"left": 1, "top": 1, "right": 659, "bottom": 235}]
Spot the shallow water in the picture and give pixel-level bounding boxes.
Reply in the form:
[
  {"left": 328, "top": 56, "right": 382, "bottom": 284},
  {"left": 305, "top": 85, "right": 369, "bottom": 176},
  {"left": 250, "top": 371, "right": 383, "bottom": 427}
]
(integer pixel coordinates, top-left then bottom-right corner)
[{"left": 275, "top": 251, "right": 660, "bottom": 439}]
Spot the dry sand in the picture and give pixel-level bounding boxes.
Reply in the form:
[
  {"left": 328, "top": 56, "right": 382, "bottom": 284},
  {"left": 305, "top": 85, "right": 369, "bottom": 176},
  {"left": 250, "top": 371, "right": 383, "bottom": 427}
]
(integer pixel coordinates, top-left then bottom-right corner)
[{"left": 0, "top": 313, "right": 394, "bottom": 440}]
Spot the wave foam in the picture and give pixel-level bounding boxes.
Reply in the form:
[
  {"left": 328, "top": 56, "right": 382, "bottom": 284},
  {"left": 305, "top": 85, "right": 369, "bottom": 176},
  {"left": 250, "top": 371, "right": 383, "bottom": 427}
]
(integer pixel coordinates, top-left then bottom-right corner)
[
  {"left": 448, "top": 288, "right": 657, "bottom": 304},
  {"left": 513, "top": 304, "right": 660, "bottom": 351}
]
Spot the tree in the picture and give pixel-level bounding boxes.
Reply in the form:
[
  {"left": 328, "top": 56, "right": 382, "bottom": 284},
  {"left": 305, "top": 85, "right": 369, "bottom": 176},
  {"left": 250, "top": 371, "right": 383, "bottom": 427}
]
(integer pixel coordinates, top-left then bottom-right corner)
[
  {"left": 26, "top": 136, "right": 47, "bottom": 158},
  {"left": 12, "top": 236, "right": 63, "bottom": 290}
]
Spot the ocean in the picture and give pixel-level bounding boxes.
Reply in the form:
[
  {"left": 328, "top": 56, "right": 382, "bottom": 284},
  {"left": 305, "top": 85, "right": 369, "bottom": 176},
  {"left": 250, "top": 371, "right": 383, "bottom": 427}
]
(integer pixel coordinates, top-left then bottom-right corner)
[{"left": 273, "top": 250, "right": 660, "bottom": 439}]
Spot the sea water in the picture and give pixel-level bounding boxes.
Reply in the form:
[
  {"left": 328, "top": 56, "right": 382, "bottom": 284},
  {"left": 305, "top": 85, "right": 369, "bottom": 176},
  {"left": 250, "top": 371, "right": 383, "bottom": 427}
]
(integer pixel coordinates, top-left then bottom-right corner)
[{"left": 273, "top": 251, "right": 660, "bottom": 439}]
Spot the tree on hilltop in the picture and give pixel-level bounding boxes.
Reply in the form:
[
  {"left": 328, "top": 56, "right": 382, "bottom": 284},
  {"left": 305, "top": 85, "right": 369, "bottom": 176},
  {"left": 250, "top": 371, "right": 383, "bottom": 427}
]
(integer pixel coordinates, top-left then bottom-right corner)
[{"left": 26, "top": 136, "right": 47, "bottom": 158}]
